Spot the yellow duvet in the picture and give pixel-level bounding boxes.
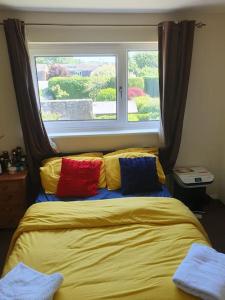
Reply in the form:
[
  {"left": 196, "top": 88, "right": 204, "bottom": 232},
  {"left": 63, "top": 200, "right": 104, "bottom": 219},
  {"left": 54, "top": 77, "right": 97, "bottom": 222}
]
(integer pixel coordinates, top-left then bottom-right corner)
[{"left": 3, "top": 198, "right": 209, "bottom": 300}]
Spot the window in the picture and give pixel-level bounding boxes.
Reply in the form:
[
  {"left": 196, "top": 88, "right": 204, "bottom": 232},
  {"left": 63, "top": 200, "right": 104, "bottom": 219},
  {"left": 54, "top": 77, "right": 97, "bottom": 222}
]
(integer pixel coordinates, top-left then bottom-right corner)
[
  {"left": 127, "top": 50, "right": 159, "bottom": 122},
  {"left": 30, "top": 43, "right": 160, "bottom": 136},
  {"left": 35, "top": 55, "right": 117, "bottom": 121}
]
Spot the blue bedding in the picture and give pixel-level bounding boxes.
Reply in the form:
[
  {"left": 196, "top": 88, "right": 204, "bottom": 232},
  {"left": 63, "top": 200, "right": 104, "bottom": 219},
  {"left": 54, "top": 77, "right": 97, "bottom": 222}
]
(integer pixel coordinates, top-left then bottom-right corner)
[{"left": 36, "top": 185, "right": 171, "bottom": 203}]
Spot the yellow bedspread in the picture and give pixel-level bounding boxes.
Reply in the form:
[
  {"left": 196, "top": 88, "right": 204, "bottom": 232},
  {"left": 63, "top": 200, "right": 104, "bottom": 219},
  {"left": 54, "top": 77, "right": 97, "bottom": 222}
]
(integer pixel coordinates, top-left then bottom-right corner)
[{"left": 3, "top": 197, "right": 209, "bottom": 300}]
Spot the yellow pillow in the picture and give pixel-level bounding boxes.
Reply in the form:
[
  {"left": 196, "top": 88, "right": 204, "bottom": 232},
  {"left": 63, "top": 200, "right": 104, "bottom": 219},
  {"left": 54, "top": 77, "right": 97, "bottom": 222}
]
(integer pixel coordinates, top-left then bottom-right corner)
[
  {"left": 40, "top": 156, "right": 106, "bottom": 194},
  {"left": 104, "top": 147, "right": 159, "bottom": 157},
  {"left": 42, "top": 152, "right": 103, "bottom": 165},
  {"left": 104, "top": 152, "right": 165, "bottom": 190}
]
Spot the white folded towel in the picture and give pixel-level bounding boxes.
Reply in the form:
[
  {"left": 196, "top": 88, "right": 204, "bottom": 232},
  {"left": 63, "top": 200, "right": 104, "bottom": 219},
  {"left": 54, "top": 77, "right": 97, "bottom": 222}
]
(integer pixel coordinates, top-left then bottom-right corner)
[
  {"left": 0, "top": 262, "right": 63, "bottom": 300},
  {"left": 173, "top": 243, "right": 225, "bottom": 300}
]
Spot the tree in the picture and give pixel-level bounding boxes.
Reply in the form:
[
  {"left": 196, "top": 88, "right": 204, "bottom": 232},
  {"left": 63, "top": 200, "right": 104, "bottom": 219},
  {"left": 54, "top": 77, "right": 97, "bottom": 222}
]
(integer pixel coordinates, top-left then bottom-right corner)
[
  {"left": 47, "top": 64, "right": 69, "bottom": 79},
  {"left": 88, "top": 64, "right": 116, "bottom": 99},
  {"left": 128, "top": 59, "right": 140, "bottom": 76},
  {"left": 91, "top": 64, "right": 115, "bottom": 78},
  {"left": 138, "top": 67, "right": 158, "bottom": 77},
  {"left": 133, "top": 52, "right": 158, "bottom": 69}
]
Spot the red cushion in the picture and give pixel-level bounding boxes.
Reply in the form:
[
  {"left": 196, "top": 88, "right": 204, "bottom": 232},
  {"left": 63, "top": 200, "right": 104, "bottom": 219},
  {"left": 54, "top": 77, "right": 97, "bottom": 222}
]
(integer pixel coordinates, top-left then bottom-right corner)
[{"left": 56, "top": 158, "right": 102, "bottom": 197}]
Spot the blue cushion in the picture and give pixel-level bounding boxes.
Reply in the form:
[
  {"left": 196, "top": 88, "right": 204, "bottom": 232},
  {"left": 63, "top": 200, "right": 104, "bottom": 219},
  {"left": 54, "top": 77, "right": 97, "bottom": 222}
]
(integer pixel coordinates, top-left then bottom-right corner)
[{"left": 119, "top": 157, "right": 161, "bottom": 195}]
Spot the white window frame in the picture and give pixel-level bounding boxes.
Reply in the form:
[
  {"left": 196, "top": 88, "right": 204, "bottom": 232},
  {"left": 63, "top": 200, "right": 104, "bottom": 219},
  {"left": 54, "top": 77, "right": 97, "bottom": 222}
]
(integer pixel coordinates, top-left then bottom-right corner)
[{"left": 29, "top": 42, "right": 160, "bottom": 136}]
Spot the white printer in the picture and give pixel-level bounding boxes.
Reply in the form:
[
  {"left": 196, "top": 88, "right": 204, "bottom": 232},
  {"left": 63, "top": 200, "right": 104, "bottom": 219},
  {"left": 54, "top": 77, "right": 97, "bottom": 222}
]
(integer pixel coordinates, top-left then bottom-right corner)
[{"left": 173, "top": 166, "right": 214, "bottom": 188}]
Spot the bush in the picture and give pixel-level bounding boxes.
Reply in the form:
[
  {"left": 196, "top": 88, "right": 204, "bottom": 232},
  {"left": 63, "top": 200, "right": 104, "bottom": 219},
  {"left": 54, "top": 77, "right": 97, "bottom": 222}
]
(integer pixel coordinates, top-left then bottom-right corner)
[
  {"left": 88, "top": 77, "right": 108, "bottom": 100},
  {"left": 128, "top": 77, "right": 144, "bottom": 89},
  {"left": 105, "top": 77, "right": 116, "bottom": 89},
  {"left": 135, "top": 96, "right": 160, "bottom": 114},
  {"left": 129, "top": 95, "right": 160, "bottom": 121},
  {"left": 137, "top": 112, "right": 159, "bottom": 121},
  {"left": 88, "top": 76, "right": 116, "bottom": 100},
  {"left": 128, "top": 114, "right": 139, "bottom": 121},
  {"left": 128, "top": 87, "right": 145, "bottom": 100},
  {"left": 49, "top": 84, "right": 69, "bottom": 100},
  {"left": 95, "top": 114, "right": 116, "bottom": 120},
  {"left": 48, "top": 76, "right": 90, "bottom": 99},
  {"left": 39, "top": 87, "right": 54, "bottom": 100},
  {"left": 128, "top": 112, "right": 160, "bottom": 121},
  {"left": 89, "top": 65, "right": 116, "bottom": 99},
  {"left": 95, "top": 88, "right": 116, "bottom": 101}
]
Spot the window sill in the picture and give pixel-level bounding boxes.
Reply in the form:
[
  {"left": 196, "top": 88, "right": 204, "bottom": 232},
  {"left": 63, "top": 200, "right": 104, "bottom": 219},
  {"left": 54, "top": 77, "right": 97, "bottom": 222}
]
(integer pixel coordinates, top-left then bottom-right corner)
[{"left": 49, "top": 128, "right": 159, "bottom": 139}]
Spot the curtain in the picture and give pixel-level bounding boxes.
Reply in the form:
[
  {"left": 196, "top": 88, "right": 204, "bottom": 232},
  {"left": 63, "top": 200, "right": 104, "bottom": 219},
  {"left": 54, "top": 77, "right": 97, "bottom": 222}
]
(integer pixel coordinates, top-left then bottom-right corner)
[
  {"left": 158, "top": 20, "right": 195, "bottom": 174},
  {"left": 4, "top": 19, "right": 55, "bottom": 199}
]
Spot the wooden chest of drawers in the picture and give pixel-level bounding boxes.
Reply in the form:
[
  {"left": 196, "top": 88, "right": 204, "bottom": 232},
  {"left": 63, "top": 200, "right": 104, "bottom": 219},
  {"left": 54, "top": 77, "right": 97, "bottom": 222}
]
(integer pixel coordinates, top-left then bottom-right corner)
[{"left": 0, "top": 171, "right": 27, "bottom": 228}]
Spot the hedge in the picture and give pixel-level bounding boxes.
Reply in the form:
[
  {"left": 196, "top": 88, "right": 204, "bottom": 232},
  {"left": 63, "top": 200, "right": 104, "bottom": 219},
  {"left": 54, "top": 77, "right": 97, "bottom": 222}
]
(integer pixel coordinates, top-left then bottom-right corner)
[
  {"left": 91, "top": 76, "right": 144, "bottom": 91},
  {"left": 96, "top": 88, "right": 116, "bottom": 101},
  {"left": 48, "top": 76, "right": 90, "bottom": 99},
  {"left": 144, "top": 77, "right": 159, "bottom": 97}
]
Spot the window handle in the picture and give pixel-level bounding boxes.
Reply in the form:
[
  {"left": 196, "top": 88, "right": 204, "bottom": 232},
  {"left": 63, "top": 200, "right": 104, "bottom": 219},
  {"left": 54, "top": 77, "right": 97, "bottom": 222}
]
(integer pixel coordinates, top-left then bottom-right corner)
[{"left": 119, "top": 86, "right": 123, "bottom": 99}]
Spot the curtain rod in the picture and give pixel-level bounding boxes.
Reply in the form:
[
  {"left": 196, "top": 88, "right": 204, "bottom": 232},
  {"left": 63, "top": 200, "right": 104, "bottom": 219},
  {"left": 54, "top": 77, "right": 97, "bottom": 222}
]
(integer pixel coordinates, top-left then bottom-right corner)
[{"left": 0, "top": 22, "right": 206, "bottom": 28}]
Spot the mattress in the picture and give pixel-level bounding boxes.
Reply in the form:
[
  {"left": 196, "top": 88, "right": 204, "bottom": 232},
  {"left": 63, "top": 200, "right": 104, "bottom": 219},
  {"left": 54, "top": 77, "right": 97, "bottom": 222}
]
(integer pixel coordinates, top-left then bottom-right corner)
[
  {"left": 36, "top": 184, "right": 171, "bottom": 203},
  {"left": 3, "top": 197, "right": 209, "bottom": 300}
]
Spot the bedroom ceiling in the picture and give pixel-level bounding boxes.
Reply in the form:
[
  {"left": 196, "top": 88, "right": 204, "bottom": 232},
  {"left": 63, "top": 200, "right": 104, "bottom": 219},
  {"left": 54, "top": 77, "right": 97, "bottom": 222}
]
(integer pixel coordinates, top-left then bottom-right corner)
[{"left": 0, "top": 0, "right": 225, "bottom": 13}]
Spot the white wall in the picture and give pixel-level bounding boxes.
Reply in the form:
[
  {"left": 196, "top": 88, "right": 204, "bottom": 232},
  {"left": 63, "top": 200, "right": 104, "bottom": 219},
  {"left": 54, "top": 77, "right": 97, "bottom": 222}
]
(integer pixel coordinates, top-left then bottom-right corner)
[
  {"left": 0, "top": 10, "right": 225, "bottom": 199},
  {"left": 176, "top": 12, "right": 225, "bottom": 200},
  {"left": 0, "top": 11, "right": 173, "bottom": 152}
]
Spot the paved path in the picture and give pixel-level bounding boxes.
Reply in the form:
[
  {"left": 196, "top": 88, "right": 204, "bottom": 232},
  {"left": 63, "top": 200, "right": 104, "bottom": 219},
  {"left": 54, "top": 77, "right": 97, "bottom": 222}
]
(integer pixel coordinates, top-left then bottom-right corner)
[{"left": 93, "top": 100, "right": 137, "bottom": 114}]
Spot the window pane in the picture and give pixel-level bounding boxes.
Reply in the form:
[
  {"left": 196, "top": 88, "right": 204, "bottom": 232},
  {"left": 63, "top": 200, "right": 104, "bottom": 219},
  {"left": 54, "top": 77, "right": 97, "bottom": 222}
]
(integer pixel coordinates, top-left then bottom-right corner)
[
  {"left": 35, "top": 56, "right": 117, "bottom": 121},
  {"left": 127, "top": 50, "right": 160, "bottom": 122}
]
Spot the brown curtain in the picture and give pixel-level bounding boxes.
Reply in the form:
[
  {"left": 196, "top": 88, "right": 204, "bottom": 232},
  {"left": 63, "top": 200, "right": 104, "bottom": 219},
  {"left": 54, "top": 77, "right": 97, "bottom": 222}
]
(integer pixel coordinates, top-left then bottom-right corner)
[
  {"left": 4, "top": 19, "right": 55, "bottom": 199},
  {"left": 158, "top": 20, "right": 195, "bottom": 174}
]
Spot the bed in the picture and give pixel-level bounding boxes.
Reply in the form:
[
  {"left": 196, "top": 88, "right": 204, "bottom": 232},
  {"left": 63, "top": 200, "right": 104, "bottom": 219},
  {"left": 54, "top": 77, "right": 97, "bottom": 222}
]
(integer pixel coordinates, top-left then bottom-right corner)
[
  {"left": 3, "top": 197, "right": 209, "bottom": 300},
  {"left": 37, "top": 148, "right": 171, "bottom": 203},
  {"left": 36, "top": 185, "right": 171, "bottom": 202}
]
